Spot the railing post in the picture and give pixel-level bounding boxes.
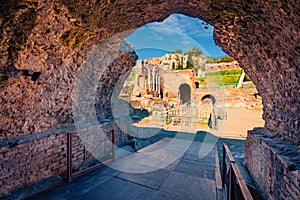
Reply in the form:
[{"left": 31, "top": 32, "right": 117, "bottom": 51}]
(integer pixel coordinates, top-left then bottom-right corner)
[
  {"left": 223, "top": 143, "right": 254, "bottom": 200},
  {"left": 222, "top": 143, "right": 226, "bottom": 185},
  {"left": 228, "top": 166, "right": 231, "bottom": 200},
  {"left": 112, "top": 129, "right": 115, "bottom": 160},
  {"left": 231, "top": 166, "right": 236, "bottom": 200},
  {"left": 67, "top": 132, "right": 72, "bottom": 181},
  {"left": 67, "top": 127, "right": 116, "bottom": 181}
]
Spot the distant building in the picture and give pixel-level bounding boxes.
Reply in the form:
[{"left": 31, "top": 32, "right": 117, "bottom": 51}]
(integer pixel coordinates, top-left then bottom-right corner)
[
  {"left": 162, "top": 70, "right": 196, "bottom": 104},
  {"left": 160, "top": 53, "right": 189, "bottom": 70},
  {"left": 159, "top": 53, "right": 207, "bottom": 72},
  {"left": 132, "top": 60, "right": 162, "bottom": 98},
  {"left": 205, "top": 61, "right": 239, "bottom": 72},
  {"left": 132, "top": 59, "right": 197, "bottom": 104},
  {"left": 130, "top": 54, "right": 241, "bottom": 104}
]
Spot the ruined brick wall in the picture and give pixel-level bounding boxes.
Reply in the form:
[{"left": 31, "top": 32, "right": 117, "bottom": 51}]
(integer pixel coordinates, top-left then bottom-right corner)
[
  {"left": 0, "top": 122, "right": 127, "bottom": 197},
  {"left": 0, "top": 131, "right": 66, "bottom": 196},
  {"left": 224, "top": 86, "right": 263, "bottom": 109},
  {"left": 245, "top": 128, "right": 300, "bottom": 200},
  {"left": 70, "top": 122, "right": 128, "bottom": 174},
  {"left": 194, "top": 85, "right": 263, "bottom": 109},
  {"left": 162, "top": 70, "right": 195, "bottom": 99}
]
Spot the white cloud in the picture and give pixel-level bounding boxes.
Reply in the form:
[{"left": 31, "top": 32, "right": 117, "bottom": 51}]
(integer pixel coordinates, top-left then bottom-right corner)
[
  {"left": 145, "top": 14, "right": 213, "bottom": 39},
  {"left": 125, "top": 13, "right": 227, "bottom": 58},
  {"left": 145, "top": 31, "right": 164, "bottom": 41},
  {"left": 181, "top": 39, "right": 193, "bottom": 45}
]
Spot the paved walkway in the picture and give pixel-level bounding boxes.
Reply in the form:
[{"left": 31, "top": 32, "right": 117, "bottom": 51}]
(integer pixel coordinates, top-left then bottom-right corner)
[{"left": 31, "top": 136, "right": 220, "bottom": 200}]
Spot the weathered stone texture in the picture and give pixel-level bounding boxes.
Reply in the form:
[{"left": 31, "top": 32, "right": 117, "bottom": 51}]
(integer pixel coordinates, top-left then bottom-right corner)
[
  {"left": 211, "top": 0, "right": 300, "bottom": 143},
  {"left": 0, "top": 0, "right": 299, "bottom": 197},
  {"left": 245, "top": 128, "right": 300, "bottom": 200},
  {"left": 224, "top": 86, "right": 263, "bottom": 109},
  {"left": 0, "top": 0, "right": 299, "bottom": 142}
]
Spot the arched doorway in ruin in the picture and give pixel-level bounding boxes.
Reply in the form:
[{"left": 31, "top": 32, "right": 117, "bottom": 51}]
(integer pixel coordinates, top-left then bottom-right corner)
[
  {"left": 200, "top": 94, "right": 216, "bottom": 115},
  {"left": 201, "top": 94, "right": 216, "bottom": 105},
  {"left": 179, "top": 83, "right": 191, "bottom": 104}
]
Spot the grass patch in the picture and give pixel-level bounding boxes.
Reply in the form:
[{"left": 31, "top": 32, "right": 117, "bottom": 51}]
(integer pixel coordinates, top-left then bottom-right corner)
[
  {"left": 205, "top": 75, "right": 240, "bottom": 86},
  {"left": 197, "top": 68, "right": 243, "bottom": 86},
  {"left": 196, "top": 77, "right": 207, "bottom": 87}
]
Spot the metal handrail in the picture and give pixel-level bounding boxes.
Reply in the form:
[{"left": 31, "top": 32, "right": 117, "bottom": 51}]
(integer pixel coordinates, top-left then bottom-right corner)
[
  {"left": 222, "top": 143, "right": 253, "bottom": 200},
  {"left": 67, "top": 130, "right": 115, "bottom": 180}
]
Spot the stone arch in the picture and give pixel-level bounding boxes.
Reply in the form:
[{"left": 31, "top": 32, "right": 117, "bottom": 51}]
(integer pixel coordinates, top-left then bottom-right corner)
[
  {"left": 0, "top": 1, "right": 299, "bottom": 198},
  {"left": 179, "top": 83, "right": 191, "bottom": 104},
  {"left": 195, "top": 82, "right": 200, "bottom": 89},
  {"left": 201, "top": 94, "right": 216, "bottom": 105},
  {"left": 1, "top": 1, "right": 298, "bottom": 142}
]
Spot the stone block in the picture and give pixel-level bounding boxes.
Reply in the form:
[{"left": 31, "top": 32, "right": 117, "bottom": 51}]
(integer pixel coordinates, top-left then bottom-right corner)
[{"left": 245, "top": 128, "right": 299, "bottom": 199}]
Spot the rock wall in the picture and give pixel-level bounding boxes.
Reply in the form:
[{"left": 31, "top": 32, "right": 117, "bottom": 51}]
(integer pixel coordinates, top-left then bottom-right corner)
[
  {"left": 0, "top": 0, "right": 94, "bottom": 139},
  {"left": 1, "top": 0, "right": 298, "bottom": 143},
  {"left": 0, "top": 0, "right": 299, "bottom": 197},
  {"left": 0, "top": 1, "right": 136, "bottom": 194},
  {"left": 245, "top": 128, "right": 300, "bottom": 200}
]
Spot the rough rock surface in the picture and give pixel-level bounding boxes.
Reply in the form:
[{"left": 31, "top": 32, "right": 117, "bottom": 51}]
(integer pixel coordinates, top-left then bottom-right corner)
[
  {"left": 0, "top": 0, "right": 299, "bottom": 197},
  {"left": 0, "top": 0, "right": 299, "bottom": 142}
]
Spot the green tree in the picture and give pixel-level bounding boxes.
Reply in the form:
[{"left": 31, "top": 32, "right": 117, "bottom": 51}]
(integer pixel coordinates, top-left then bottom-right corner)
[
  {"left": 218, "top": 56, "right": 235, "bottom": 63},
  {"left": 127, "top": 85, "right": 134, "bottom": 95},
  {"left": 176, "top": 64, "right": 184, "bottom": 70},
  {"left": 185, "top": 48, "right": 203, "bottom": 56},
  {"left": 170, "top": 49, "right": 183, "bottom": 54},
  {"left": 206, "top": 57, "right": 219, "bottom": 63},
  {"left": 172, "top": 62, "right": 175, "bottom": 70},
  {"left": 186, "top": 61, "right": 194, "bottom": 69}
]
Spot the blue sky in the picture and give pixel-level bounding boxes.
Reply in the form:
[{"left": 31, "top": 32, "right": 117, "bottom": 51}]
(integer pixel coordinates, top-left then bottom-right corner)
[{"left": 125, "top": 14, "right": 227, "bottom": 60}]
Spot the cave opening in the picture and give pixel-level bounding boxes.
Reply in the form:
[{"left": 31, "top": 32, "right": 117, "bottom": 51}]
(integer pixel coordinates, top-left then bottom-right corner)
[{"left": 117, "top": 13, "right": 264, "bottom": 146}]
